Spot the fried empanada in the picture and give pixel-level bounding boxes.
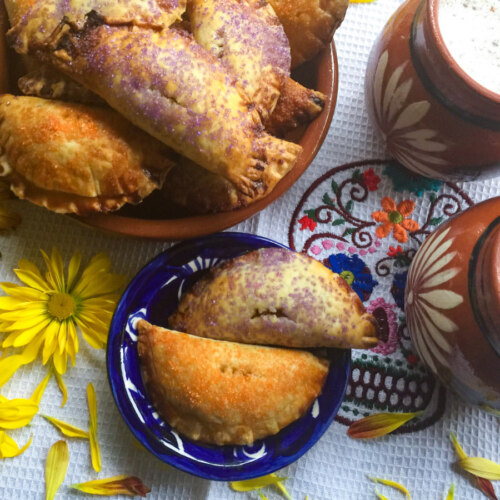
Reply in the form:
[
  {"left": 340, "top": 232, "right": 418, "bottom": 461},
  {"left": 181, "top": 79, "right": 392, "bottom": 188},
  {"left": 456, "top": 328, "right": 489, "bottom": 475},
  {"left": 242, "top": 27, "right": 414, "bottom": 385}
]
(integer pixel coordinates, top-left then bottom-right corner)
[
  {"left": 169, "top": 247, "right": 379, "bottom": 349},
  {"left": 22, "top": 14, "right": 300, "bottom": 198},
  {"left": 268, "top": 0, "right": 348, "bottom": 68},
  {"left": 188, "top": 0, "right": 290, "bottom": 121},
  {"left": 8, "top": 0, "right": 186, "bottom": 54},
  {"left": 0, "top": 95, "right": 176, "bottom": 214},
  {"left": 137, "top": 320, "right": 329, "bottom": 446}
]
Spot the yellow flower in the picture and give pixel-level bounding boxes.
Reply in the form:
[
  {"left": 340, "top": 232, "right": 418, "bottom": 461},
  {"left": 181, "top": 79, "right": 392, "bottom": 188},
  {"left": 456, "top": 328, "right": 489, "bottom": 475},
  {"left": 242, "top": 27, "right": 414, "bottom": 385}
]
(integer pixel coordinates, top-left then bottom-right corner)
[{"left": 0, "top": 248, "right": 125, "bottom": 385}]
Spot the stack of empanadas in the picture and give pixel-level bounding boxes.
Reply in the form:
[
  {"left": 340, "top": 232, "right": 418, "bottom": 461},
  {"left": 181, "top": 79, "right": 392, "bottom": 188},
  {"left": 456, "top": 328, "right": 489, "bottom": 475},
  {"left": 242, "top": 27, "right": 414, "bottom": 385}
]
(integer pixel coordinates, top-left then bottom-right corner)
[
  {"left": 0, "top": 0, "right": 347, "bottom": 215},
  {"left": 138, "top": 248, "right": 379, "bottom": 446}
]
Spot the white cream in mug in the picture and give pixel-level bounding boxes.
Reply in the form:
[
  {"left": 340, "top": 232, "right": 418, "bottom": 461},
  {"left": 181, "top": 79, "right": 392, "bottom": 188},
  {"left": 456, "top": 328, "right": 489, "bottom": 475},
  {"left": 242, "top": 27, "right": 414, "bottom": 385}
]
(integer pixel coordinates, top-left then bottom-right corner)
[{"left": 438, "top": 0, "right": 500, "bottom": 95}]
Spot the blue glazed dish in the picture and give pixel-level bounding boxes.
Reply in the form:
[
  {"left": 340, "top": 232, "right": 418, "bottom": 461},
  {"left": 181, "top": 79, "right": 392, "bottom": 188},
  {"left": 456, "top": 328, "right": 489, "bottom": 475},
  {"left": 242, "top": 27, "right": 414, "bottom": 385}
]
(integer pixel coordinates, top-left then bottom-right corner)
[{"left": 107, "top": 232, "right": 351, "bottom": 481}]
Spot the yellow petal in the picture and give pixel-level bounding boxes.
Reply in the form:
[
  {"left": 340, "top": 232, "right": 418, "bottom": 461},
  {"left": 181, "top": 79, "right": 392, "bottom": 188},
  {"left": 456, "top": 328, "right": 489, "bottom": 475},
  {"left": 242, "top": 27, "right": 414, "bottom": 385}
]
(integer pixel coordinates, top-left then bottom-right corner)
[
  {"left": 52, "top": 346, "right": 67, "bottom": 376},
  {"left": 0, "top": 430, "right": 32, "bottom": 458},
  {"left": 54, "top": 370, "right": 68, "bottom": 407},
  {"left": 0, "top": 282, "right": 46, "bottom": 300},
  {"left": 374, "top": 490, "right": 389, "bottom": 500},
  {"left": 13, "top": 268, "right": 50, "bottom": 292},
  {"left": 11, "top": 317, "right": 52, "bottom": 347},
  {"left": 0, "top": 397, "right": 38, "bottom": 429},
  {"left": 231, "top": 474, "right": 290, "bottom": 498},
  {"left": 458, "top": 457, "right": 500, "bottom": 480},
  {"left": 45, "top": 440, "right": 69, "bottom": 500},
  {"left": 348, "top": 412, "right": 422, "bottom": 439},
  {"left": 0, "top": 354, "right": 31, "bottom": 386},
  {"left": 481, "top": 405, "right": 500, "bottom": 418},
  {"left": 258, "top": 493, "right": 269, "bottom": 500},
  {"left": 66, "top": 252, "right": 81, "bottom": 292},
  {"left": 449, "top": 432, "right": 468, "bottom": 460},
  {"left": 368, "top": 476, "right": 411, "bottom": 499},
  {"left": 70, "top": 475, "right": 151, "bottom": 496},
  {"left": 31, "top": 369, "right": 52, "bottom": 405},
  {"left": 87, "top": 382, "right": 101, "bottom": 472},
  {"left": 42, "top": 321, "right": 60, "bottom": 365},
  {"left": 446, "top": 483, "right": 455, "bottom": 500},
  {"left": 41, "top": 249, "right": 64, "bottom": 292},
  {"left": 42, "top": 415, "right": 89, "bottom": 439},
  {"left": 17, "top": 258, "right": 43, "bottom": 275}
]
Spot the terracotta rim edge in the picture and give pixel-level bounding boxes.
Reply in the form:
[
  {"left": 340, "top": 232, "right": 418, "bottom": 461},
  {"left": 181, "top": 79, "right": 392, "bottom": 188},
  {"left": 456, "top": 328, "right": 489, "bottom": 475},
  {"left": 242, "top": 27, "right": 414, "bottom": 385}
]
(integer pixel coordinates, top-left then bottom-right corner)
[{"left": 76, "top": 41, "right": 339, "bottom": 240}]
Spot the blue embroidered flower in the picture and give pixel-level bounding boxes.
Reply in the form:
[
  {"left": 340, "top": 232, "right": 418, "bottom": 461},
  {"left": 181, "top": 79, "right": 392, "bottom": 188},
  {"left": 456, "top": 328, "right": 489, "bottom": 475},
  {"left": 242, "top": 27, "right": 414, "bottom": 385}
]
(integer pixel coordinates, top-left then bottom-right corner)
[
  {"left": 328, "top": 253, "right": 378, "bottom": 302},
  {"left": 384, "top": 162, "right": 442, "bottom": 197},
  {"left": 391, "top": 271, "right": 408, "bottom": 309}
]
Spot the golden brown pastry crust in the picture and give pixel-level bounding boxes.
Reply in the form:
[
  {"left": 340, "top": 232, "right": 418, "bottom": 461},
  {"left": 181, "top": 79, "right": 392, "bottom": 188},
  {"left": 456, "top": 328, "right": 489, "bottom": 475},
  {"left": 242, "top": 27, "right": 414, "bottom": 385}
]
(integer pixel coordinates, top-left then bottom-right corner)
[
  {"left": 137, "top": 320, "right": 329, "bottom": 446},
  {"left": 268, "top": 0, "right": 348, "bottom": 67},
  {"left": 20, "top": 15, "right": 300, "bottom": 198},
  {"left": 188, "top": 0, "right": 290, "bottom": 121},
  {"left": 169, "top": 247, "right": 379, "bottom": 349},
  {"left": 0, "top": 95, "right": 175, "bottom": 214}
]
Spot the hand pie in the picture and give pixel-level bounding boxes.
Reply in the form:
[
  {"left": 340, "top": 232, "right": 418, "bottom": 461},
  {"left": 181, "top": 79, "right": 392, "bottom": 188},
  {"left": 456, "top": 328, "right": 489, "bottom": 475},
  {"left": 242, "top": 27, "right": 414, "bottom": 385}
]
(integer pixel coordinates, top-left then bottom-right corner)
[
  {"left": 137, "top": 320, "right": 329, "bottom": 446},
  {"left": 169, "top": 247, "right": 379, "bottom": 349},
  {"left": 188, "top": 0, "right": 290, "bottom": 121},
  {"left": 8, "top": 0, "right": 186, "bottom": 54},
  {"left": 22, "top": 15, "right": 301, "bottom": 198},
  {"left": 0, "top": 95, "right": 176, "bottom": 214},
  {"left": 267, "top": 0, "right": 348, "bottom": 68}
]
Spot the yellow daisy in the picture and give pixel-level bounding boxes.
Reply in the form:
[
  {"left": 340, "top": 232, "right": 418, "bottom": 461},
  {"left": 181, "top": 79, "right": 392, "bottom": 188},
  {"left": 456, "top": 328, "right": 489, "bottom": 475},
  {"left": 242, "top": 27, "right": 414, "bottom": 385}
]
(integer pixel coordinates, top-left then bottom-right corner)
[{"left": 0, "top": 249, "right": 126, "bottom": 386}]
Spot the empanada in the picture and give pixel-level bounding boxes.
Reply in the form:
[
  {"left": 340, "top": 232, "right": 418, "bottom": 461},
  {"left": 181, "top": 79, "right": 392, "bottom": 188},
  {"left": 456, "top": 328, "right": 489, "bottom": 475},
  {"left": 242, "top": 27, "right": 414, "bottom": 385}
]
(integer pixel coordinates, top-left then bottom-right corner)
[
  {"left": 21, "top": 14, "right": 301, "bottom": 198},
  {"left": 188, "top": 0, "right": 290, "bottom": 121},
  {"left": 137, "top": 320, "right": 329, "bottom": 446},
  {"left": 268, "top": 0, "right": 348, "bottom": 68},
  {"left": 0, "top": 95, "right": 175, "bottom": 214},
  {"left": 169, "top": 247, "right": 379, "bottom": 349}
]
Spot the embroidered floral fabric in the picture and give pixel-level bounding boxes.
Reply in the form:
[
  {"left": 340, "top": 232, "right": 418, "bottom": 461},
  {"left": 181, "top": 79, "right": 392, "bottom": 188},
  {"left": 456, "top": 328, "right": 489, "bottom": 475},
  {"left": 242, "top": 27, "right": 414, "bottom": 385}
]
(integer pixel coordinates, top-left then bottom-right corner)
[{"left": 1, "top": 1, "right": 500, "bottom": 499}]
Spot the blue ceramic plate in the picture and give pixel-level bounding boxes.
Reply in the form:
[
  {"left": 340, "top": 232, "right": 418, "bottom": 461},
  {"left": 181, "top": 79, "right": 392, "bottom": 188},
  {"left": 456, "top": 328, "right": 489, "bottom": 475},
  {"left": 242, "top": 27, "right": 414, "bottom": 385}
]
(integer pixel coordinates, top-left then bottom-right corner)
[{"left": 107, "top": 232, "right": 351, "bottom": 481}]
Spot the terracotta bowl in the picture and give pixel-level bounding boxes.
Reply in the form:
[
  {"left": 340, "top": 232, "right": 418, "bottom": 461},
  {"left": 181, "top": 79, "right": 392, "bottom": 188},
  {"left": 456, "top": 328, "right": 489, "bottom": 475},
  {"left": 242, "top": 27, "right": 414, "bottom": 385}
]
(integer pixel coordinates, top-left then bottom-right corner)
[{"left": 77, "top": 43, "right": 338, "bottom": 239}]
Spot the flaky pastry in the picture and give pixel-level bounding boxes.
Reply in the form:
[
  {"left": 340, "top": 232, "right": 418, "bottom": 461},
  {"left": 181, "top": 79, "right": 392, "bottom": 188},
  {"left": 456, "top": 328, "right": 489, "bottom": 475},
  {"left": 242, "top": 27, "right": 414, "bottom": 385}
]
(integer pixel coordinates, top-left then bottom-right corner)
[
  {"left": 137, "top": 320, "right": 329, "bottom": 446},
  {"left": 0, "top": 95, "right": 175, "bottom": 214},
  {"left": 169, "top": 247, "right": 379, "bottom": 349}
]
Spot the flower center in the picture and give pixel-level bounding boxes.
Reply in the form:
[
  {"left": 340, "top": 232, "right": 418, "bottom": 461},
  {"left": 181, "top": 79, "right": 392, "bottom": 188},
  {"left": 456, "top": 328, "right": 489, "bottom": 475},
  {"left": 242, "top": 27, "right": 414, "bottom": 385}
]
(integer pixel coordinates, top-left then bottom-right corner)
[
  {"left": 389, "top": 210, "right": 404, "bottom": 224},
  {"left": 48, "top": 292, "right": 76, "bottom": 321},
  {"left": 340, "top": 270, "right": 355, "bottom": 286}
]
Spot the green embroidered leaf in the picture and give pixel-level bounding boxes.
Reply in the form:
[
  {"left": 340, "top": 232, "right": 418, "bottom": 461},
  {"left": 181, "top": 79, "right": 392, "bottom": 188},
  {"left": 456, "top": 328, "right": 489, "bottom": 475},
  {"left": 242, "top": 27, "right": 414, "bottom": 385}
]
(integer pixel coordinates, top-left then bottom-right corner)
[
  {"left": 352, "top": 169, "right": 362, "bottom": 180},
  {"left": 429, "top": 216, "right": 443, "bottom": 226},
  {"left": 343, "top": 227, "right": 355, "bottom": 237},
  {"left": 332, "top": 218, "right": 346, "bottom": 226},
  {"left": 304, "top": 209, "right": 318, "bottom": 222},
  {"left": 429, "top": 192, "right": 437, "bottom": 203},
  {"left": 331, "top": 180, "right": 339, "bottom": 194},
  {"left": 322, "top": 193, "right": 335, "bottom": 206},
  {"left": 345, "top": 200, "right": 354, "bottom": 212}
]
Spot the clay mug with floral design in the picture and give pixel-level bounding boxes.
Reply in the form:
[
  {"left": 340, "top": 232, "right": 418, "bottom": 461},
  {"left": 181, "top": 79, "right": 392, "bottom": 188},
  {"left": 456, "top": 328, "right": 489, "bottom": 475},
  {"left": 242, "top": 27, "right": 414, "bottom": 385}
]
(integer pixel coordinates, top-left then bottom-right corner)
[
  {"left": 404, "top": 197, "right": 500, "bottom": 410},
  {"left": 365, "top": 0, "right": 500, "bottom": 181}
]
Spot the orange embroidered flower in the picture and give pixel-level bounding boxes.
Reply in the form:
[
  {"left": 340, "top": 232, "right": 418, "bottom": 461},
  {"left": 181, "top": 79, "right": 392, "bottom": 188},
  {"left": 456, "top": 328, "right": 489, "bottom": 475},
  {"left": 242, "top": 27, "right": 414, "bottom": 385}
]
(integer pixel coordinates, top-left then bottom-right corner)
[{"left": 372, "top": 197, "right": 419, "bottom": 243}]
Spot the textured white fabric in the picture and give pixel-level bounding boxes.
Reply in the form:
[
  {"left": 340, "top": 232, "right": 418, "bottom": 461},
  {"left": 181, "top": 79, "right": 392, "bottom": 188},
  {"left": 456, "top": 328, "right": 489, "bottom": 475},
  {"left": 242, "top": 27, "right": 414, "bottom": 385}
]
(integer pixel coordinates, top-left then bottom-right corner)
[{"left": 1, "top": 1, "right": 499, "bottom": 499}]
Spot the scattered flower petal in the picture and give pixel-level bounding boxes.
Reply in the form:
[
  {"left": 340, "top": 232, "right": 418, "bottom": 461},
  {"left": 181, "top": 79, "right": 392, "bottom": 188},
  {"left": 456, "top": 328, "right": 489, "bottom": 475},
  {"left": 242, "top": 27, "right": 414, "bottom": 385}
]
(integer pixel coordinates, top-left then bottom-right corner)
[
  {"left": 31, "top": 369, "right": 52, "bottom": 405},
  {"left": 0, "top": 430, "right": 32, "bottom": 458},
  {"left": 231, "top": 473, "right": 289, "bottom": 496},
  {"left": 0, "top": 394, "right": 38, "bottom": 429},
  {"left": 54, "top": 370, "right": 67, "bottom": 407},
  {"left": 71, "top": 475, "right": 151, "bottom": 497},
  {"left": 368, "top": 476, "right": 411, "bottom": 499},
  {"left": 446, "top": 483, "right": 455, "bottom": 500},
  {"left": 348, "top": 411, "right": 422, "bottom": 438},
  {"left": 87, "top": 382, "right": 101, "bottom": 472},
  {"left": 45, "top": 440, "right": 69, "bottom": 500},
  {"left": 258, "top": 493, "right": 269, "bottom": 500},
  {"left": 374, "top": 489, "right": 389, "bottom": 500},
  {"left": 458, "top": 458, "right": 500, "bottom": 480},
  {"left": 42, "top": 415, "right": 89, "bottom": 439},
  {"left": 450, "top": 432, "right": 498, "bottom": 499}
]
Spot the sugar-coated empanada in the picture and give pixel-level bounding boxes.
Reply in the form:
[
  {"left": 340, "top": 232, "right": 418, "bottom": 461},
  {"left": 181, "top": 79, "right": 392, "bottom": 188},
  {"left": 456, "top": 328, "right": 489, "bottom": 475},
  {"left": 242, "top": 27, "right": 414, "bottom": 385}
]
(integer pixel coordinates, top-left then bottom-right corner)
[
  {"left": 22, "top": 14, "right": 301, "bottom": 198},
  {"left": 188, "top": 0, "right": 290, "bottom": 121},
  {"left": 0, "top": 95, "right": 176, "bottom": 214},
  {"left": 8, "top": 0, "right": 186, "bottom": 54},
  {"left": 268, "top": 0, "right": 348, "bottom": 68},
  {"left": 169, "top": 247, "right": 379, "bottom": 349},
  {"left": 137, "top": 320, "right": 329, "bottom": 446}
]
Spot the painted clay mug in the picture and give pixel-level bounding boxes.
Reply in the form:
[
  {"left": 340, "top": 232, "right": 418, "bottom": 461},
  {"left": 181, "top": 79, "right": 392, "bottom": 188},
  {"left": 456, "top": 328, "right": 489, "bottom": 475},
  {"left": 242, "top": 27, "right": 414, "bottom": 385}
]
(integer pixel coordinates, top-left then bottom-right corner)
[
  {"left": 405, "top": 197, "right": 500, "bottom": 410},
  {"left": 365, "top": 0, "right": 500, "bottom": 181}
]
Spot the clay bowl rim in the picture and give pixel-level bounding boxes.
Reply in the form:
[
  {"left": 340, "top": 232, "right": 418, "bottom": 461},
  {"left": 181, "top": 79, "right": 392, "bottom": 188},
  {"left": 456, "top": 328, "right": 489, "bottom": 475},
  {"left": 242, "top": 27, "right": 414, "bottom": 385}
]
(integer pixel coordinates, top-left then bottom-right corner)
[{"left": 77, "top": 41, "right": 339, "bottom": 240}]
